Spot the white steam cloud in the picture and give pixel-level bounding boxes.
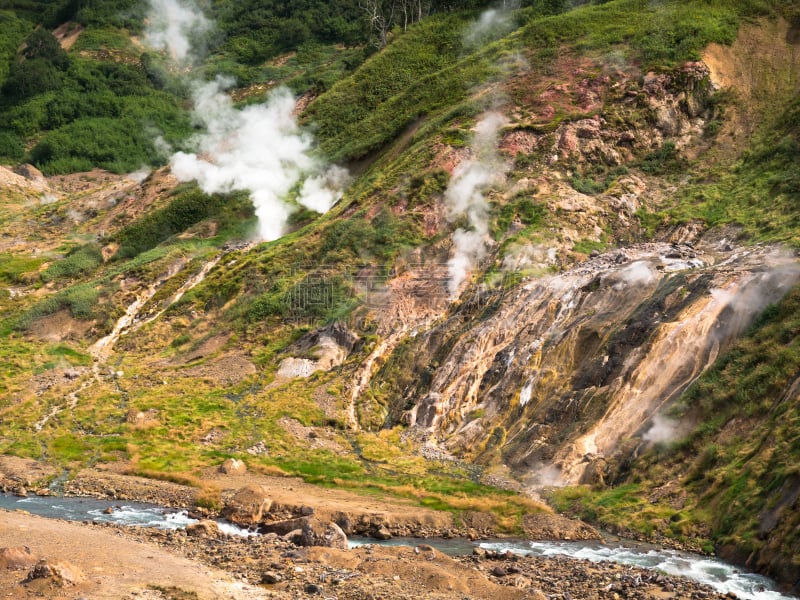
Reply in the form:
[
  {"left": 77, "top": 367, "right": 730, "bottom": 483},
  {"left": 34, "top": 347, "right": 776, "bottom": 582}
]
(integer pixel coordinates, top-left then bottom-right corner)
[
  {"left": 607, "top": 260, "right": 658, "bottom": 291},
  {"left": 146, "top": 0, "right": 347, "bottom": 241},
  {"left": 643, "top": 414, "right": 687, "bottom": 445},
  {"left": 463, "top": 3, "right": 519, "bottom": 48},
  {"left": 445, "top": 112, "right": 509, "bottom": 298},
  {"left": 526, "top": 462, "right": 564, "bottom": 488},
  {"left": 145, "top": 0, "right": 210, "bottom": 65}
]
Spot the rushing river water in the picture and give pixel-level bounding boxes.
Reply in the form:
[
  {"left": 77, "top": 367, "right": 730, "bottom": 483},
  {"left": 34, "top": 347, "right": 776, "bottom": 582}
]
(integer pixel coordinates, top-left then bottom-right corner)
[
  {"left": 0, "top": 493, "right": 256, "bottom": 537},
  {"left": 479, "top": 540, "right": 795, "bottom": 600},
  {"left": 349, "top": 537, "right": 796, "bottom": 600},
  {"left": 1, "top": 493, "right": 794, "bottom": 599}
]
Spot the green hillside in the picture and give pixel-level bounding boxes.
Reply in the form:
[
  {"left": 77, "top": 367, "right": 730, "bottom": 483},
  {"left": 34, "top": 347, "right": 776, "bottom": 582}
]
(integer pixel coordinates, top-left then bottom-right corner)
[{"left": 1, "top": 0, "right": 799, "bottom": 592}]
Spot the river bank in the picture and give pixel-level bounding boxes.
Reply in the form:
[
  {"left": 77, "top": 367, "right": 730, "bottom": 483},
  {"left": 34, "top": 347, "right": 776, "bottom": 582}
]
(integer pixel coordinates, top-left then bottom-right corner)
[
  {"left": 1, "top": 509, "right": 737, "bottom": 600},
  {"left": 0, "top": 456, "right": 794, "bottom": 599}
]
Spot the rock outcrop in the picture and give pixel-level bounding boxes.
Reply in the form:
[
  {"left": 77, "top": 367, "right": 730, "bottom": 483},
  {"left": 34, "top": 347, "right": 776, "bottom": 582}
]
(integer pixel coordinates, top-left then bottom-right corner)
[
  {"left": 218, "top": 458, "right": 247, "bottom": 475},
  {"left": 299, "top": 517, "right": 348, "bottom": 550},
  {"left": 277, "top": 322, "right": 360, "bottom": 379},
  {"left": 377, "top": 240, "right": 800, "bottom": 485},
  {"left": 222, "top": 484, "right": 273, "bottom": 526},
  {"left": 24, "top": 559, "right": 86, "bottom": 586},
  {"left": 0, "top": 547, "right": 38, "bottom": 570}
]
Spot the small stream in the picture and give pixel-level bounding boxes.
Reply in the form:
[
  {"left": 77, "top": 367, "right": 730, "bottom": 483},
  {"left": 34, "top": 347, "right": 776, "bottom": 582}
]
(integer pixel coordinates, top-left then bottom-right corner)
[{"left": 1, "top": 493, "right": 794, "bottom": 599}]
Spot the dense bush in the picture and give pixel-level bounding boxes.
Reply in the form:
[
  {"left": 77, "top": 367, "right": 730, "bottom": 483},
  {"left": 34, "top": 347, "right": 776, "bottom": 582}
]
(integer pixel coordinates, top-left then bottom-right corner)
[
  {"left": 13, "top": 55, "right": 191, "bottom": 173},
  {"left": 214, "top": 0, "right": 366, "bottom": 65},
  {"left": 29, "top": 115, "right": 163, "bottom": 174},
  {"left": 63, "top": 0, "right": 146, "bottom": 31},
  {"left": 112, "top": 188, "right": 254, "bottom": 258},
  {"left": 492, "top": 194, "right": 545, "bottom": 238},
  {"left": 0, "top": 131, "right": 23, "bottom": 160},
  {"left": 40, "top": 243, "right": 103, "bottom": 282},
  {"left": 0, "top": 10, "right": 28, "bottom": 84},
  {"left": 15, "top": 282, "right": 100, "bottom": 329},
  {"left": 318, "top": 207, "right": 422, "bottom": 262}
]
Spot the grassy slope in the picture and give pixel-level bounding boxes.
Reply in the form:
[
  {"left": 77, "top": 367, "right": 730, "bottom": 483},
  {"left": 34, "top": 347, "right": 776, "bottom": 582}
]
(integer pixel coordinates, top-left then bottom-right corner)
[{"left": 0, "top": 0, "right": 799, "bottom": 551}]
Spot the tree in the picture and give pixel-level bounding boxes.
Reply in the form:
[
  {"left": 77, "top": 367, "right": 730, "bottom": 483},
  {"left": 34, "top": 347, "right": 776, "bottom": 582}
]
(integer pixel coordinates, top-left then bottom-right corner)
[
  {"left": 360, "top": 0, "right": 396, "bottom": 47},
  {"left": 2, "top": 58, "right": 63, "bottom": 101},
  {"left": 22, "top": 28, "right": 69, "bottom": 70},
  {"left": 360, "top": 0, "right": 438, "bottom": 47}
]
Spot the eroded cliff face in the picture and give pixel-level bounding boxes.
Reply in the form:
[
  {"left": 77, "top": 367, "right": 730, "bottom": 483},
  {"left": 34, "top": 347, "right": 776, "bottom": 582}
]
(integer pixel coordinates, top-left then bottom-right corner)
[
  {"left": 351, "top": 17, "right": 800, "bottom": 491},
  {"left": 389, "top": 238, "right": 799, "bottom": 487}
]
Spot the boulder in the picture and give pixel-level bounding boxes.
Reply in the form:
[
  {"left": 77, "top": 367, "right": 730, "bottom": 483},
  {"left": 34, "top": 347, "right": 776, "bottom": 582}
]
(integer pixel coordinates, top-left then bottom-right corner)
[
  {"left": 282, "top": 529, "right": 303, "bottom": 544},
  {"left": 0, "top": 547, "right": 38, "bottom": 570},
  {"left": 24, "top": 560, "right": 85, "bottom": 585},
  {"left": 372, "top": 525, "right": 392, "bottom": 540},
  {"left": 223, "top": 484, "right": 272, "bottom": 526},
  {"left": 260, "top": 516, "right": 308, "bottom": 536},
  {"left": 186, "top": 520, "right": 221, "bottom": 537},
  {"left": 261, "top": 571, "right": 282, "bottom": 584},
  {"left": 218, "top": 458, "right": 247, "bottom": 475},
  {"left": 13, "top": 164, "right": 46, "bottom": 183},
  {"left": 300, "top": 517, "right": 348, "bottom": 550}
]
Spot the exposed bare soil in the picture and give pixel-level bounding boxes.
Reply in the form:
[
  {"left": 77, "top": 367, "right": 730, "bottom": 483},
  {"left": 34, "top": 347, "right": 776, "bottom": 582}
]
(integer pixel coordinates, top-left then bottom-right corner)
[
  {"left": 0, "top": 507, "right": 734, "bottom": 600},
  {"left": 0, "top": 511, "right": 268, "bottom": 599}
]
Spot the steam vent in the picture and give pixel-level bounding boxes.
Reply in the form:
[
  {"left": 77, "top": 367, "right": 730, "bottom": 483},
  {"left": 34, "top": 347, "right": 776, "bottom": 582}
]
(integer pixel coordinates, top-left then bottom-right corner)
[{"left": 1, "top": 1, "right": 799, "bottom": 598}]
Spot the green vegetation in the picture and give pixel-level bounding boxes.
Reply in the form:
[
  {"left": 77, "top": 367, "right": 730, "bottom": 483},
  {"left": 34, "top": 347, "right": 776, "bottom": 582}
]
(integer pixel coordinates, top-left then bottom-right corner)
[
  {"left": 492, "top": 192, "right": 546, "bottom": 239},
  {"left": 307, "top": 11, "right": 489, "bottom": 162},
  {"left": 213, "top": 0, "right": 365, "bottom": 66},
  {"left": 664, "top": 95, "right": 800, "bottom": 245},
  {"left": 40, "top": 243, "right": 102, "bottom": 282},
  {"left": 114, "top": 188, "right": 254, "bottom": 258},
  {"left": 0, "top": 253, "right": 43, "bottom": 284},
  {"left": 15, "top": 282, "right": 100, "bottom": 326}
]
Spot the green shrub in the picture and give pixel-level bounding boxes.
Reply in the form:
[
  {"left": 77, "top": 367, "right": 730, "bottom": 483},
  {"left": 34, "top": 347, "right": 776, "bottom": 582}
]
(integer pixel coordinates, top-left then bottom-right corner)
[
  {"left": 0, "top": 253, "right": 43, "bottom": 284},
  {"left": 65, "top": 0, "right": 146, "bottom": 31},
  {"left": 492, "top": 194, "right": 545, "bottom": 238},
  {"left": 16, "top": 283, "right": 101, "bottom": 329},
  {"left": 0, "top": 131, "right": 24, "bottom": 160},
  {"left": 640, "top": 141, "right": 685, "bottom": 175},
  {"left": 40, "top": 243, "right": 103, "bottom": 282},
  {"left": 113, "top": 189, "right": 230, "bottom": 258},
  {"left": 318, "top": 207, "right": 421, "bottom": 262},
  {"left": 0, "top": 10, "right": 29, "bottom": 86},
  {"left": 214, "top": 0, "right": 366, "bottom": 65}
]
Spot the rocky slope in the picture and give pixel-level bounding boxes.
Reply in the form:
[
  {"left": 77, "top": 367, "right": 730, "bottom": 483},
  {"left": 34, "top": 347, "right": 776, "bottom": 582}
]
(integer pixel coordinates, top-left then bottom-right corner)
[{"left": 1, "top": 1, "right": 800, "bottom": 594}]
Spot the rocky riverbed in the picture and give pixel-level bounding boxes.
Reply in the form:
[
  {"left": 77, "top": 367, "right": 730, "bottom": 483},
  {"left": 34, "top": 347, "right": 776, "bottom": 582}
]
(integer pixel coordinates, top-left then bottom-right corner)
[
  {"left": 0, "top": 456, "right": 751, "bottom": 599},
  {"left": 92, "top": 520, "right": 735, "bottom": 600}
]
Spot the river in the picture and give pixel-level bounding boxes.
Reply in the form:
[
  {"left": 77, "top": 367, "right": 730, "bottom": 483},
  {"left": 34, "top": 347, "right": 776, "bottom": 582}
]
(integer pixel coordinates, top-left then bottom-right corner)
[
  {"left": 0, "top": 492, "right": 257, "bottom": 537},
  {"left": 1, "top": 493, "right": 794, "bottom": 599}
]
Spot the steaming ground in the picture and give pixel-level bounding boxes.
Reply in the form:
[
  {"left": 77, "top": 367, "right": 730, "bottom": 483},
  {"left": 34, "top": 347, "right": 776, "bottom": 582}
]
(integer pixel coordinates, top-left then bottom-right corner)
[
  {"left": 146, "top": 0, "right": 346, "bottom": 241},
  {"left": 445, "top": 112, "right": 509, "bottom": 297}
]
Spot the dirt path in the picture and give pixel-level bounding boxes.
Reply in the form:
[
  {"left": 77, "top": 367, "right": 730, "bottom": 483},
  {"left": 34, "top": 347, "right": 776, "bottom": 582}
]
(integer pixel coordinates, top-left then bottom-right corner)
[{"left": 0, "top": 510, "right": 269, "bottom": 599}]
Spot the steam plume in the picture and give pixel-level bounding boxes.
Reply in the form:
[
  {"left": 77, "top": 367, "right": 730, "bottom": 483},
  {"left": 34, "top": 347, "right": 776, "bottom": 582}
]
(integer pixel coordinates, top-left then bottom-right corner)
[
  {"left": 642, "top": 414, "right": 687, "bottom": 445},
  {"left": 463, "top": 3, "right": 519, "bottom": 49},
  {"left": 146, "top": 0, "right": 347, "bottom": 241},
  {"left": 444, "top": 112, "right": 508, "bottom": 298},
  {"left": 145, "top": 0, "right": 209, "bottom": 65}
]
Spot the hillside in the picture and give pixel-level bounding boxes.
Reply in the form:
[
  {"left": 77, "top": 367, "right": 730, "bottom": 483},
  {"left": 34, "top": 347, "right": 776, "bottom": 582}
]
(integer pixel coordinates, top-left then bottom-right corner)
[{"left": 1, "top": 0, "right": 800, "bottom": 596}]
